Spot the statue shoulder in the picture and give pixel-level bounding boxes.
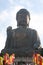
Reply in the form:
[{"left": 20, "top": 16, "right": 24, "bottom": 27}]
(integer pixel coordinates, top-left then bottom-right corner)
[
  {"left": 32, "top": 29, "right": 39, "bottom": 38},
  {"left": 29, "top": 28, "right": 37, "bottom": 32},
  {"left": 27, "top": 28, "right": 38, "bottom": 39},
  {"left": 27, "top": 28, "right": 37, "bottom": 34},
  {"left": 31, "top": 29, "right": 38, "bottom": 38},
  {"left": 32, "top": 29, "right": 37, "bottom": 35}
]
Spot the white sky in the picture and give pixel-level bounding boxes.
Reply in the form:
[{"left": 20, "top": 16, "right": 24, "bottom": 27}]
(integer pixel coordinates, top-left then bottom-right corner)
[{"left": 0, "top": 0, "right": 43, "bottom": 52}]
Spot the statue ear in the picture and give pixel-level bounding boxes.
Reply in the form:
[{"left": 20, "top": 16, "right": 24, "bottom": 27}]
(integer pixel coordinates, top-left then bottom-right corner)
[{"left": 7, "top": 26, "right": 12, "bottom": 37}]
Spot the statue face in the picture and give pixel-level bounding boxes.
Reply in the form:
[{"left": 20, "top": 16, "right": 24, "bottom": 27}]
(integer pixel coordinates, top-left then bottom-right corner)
[
  {"left": 17, "top": 14, "right": 26, "bottom": 22},
  {"left": 17, "top": 14, "right": 30, "bottom": 26}
]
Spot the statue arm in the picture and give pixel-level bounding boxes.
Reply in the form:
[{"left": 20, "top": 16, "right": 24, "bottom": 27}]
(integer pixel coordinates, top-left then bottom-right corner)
[
  {"left": 33, "top": 30, "right": 41, "bottom": 49},
  {"left": 5, "top": 26, "right": 12, "bottom": 49}
]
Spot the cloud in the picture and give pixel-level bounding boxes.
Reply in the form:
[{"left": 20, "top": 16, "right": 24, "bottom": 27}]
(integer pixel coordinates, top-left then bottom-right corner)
[
  {"left": 19, "top": 0, "right": 33, "bottom": 7},
  {"left": 0, "top": 10, "right": 8, "bottom": 22},
  {"left": 0, "top": 33, "right": 6, "bottom": 52},
  {"left": 39, "top": 0, "right": 43, "bottom": 4},
  {"left": 8, "top": 0, "right": 14, "bottom": 4}
]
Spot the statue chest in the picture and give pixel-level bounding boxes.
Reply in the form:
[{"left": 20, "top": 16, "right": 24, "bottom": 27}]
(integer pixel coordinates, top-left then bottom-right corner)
[{"left": 12, "top": 28, "right": 32, "bottom": 48}]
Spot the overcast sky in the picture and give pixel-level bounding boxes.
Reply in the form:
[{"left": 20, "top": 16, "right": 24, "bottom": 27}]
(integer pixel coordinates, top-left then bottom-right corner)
[{"left": 0, "top": 0, "right": 43, "bottom": 52}]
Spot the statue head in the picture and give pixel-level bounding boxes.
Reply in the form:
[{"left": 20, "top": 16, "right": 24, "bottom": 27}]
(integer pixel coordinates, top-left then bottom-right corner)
[{"left": 16, "top": 9, "right": 30, "bottom": 27}]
